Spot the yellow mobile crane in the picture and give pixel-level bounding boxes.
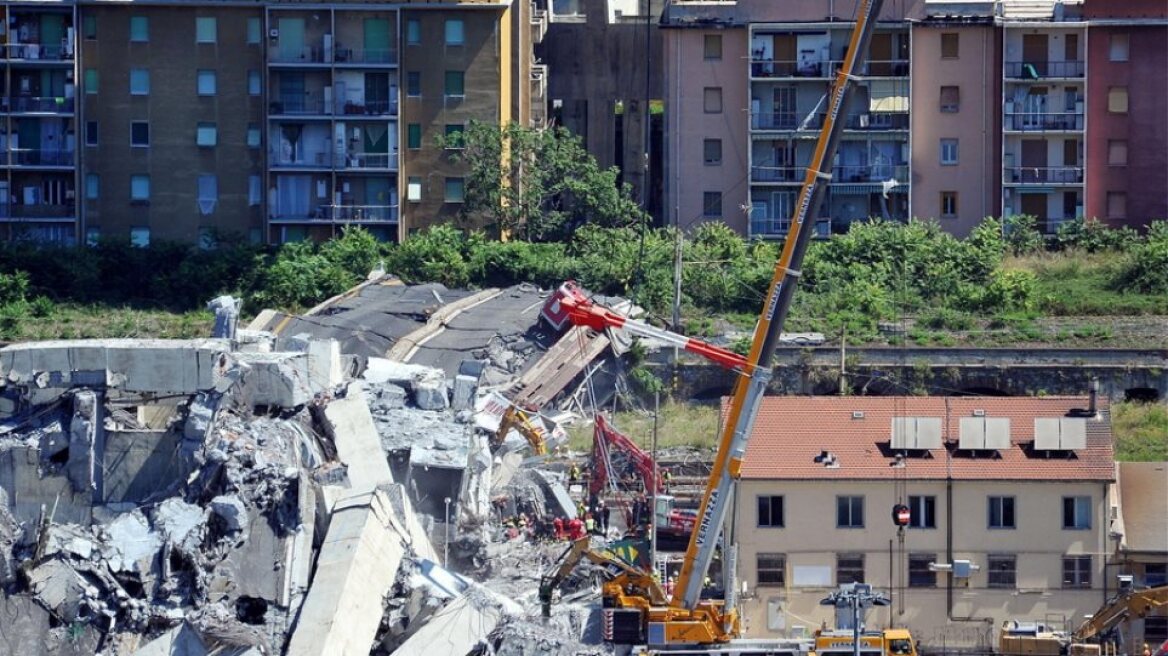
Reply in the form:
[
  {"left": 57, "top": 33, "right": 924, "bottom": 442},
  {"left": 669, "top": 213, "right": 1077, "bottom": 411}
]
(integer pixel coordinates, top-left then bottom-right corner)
[{"left": 539, "top": 0, "right": 889, "bottom": 648}]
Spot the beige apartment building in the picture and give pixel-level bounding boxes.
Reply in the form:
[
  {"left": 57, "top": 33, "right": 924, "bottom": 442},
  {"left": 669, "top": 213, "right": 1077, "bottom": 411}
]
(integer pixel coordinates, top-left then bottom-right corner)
[
  {"left": 732, "top": 396, "right": 1120, "bottom": 649},
  {"left": 1, "top": 0, "right": 545, "bottom": 246}
]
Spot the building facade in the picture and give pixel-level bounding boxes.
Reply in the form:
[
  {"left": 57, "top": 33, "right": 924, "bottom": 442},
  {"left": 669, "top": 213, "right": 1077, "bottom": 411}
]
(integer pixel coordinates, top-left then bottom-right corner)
[
  {"left": 661, "top": 0, "right": 1167, "bottom": 238},
  {"left": 732, "top": 396, "right": 1117, "bottom": 649},
  {"left": 1111, "top": 461, "right": 1168, "bottom": 651},
  {"left": 1, "top": 0, "right": 544, "bottom": 246}
]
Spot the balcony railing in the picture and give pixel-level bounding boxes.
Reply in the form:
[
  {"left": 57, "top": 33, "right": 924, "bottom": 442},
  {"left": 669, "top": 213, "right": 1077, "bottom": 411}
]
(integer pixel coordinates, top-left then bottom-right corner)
[
  {"left": 751, "top": 59, "right": 909, "bottom": 78},
  {"left": 270, "top": 45, "right": 328, "bottom": 64},
  {"left": 322, "top": 204, "right": 398, "bottom": 222},
  {"left": 271, "top": 94, "right": 332, "bottom": 116},
  {"left": 751, "top": 165, "right": 802, "bottom": 182},
  {"left": 750, "top": 217, "right": 832, "bottom": 238},
  {"left": 834, "top": 164, "right": 909, "bottom": 182},
  {"left": 531, "top": 2, "right": 549, "bottom": 44},
  {"left": 6, "top": 96, "right": 75, "bottom": 113},
  {"left": 269, "top": 150, "right": 399, "bottom": 169},
  {"left": 751, "top": 111, "right": 909, "bottom": 131},
  {"left": 269, "top": 150, "right": 334, "bottom": 168},
  {"left": 9, "top": 149, "right": 74, "bottom": 166},
  {"left": 334, "top": 47, "right": 397, "bottom": 65},
  {"left": 337, "top": 95, "right": 397, "bottom": 116},
  {"left": 1004, "top": 111, "right": 1083, "bottom": 131},
  {"left": 1004, "top": 166, "right": 1084, "bottom": 184},
  {"left": 0, "top": 203, "right": 75, "bottom": 219},
  {"left": 2, "top": 43, "right": 73, "bottom": 61},
  {"left": 1005, "top": 60, "right": 1084, "bottom": 79},
  {"left": 336, "top": 152, "right": 398, "bottom": 170}
]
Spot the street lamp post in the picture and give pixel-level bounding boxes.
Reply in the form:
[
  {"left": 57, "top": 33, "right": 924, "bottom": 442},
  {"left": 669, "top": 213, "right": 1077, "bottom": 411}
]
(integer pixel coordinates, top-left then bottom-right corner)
[
  {"left": 821, "top": 583, "right": 891, "bottom": 656},
  {"left": 444, "top": 496, "right": 452, "bottom": 567}
]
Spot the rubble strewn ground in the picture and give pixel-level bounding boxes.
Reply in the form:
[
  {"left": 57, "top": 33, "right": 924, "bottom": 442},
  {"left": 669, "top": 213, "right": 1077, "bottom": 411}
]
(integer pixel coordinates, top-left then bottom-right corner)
[{"left": 0, "top": 287, "right": 622, "bottom": 656}]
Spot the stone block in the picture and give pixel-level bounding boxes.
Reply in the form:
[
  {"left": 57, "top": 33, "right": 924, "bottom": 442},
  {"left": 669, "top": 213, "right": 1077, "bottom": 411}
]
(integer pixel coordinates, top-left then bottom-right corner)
[
  {"left": 451, "top": 375, "right": 476, "bottom": 412},
  {"left": 412, "top": 371, "right": 449, "bottom": 411}
]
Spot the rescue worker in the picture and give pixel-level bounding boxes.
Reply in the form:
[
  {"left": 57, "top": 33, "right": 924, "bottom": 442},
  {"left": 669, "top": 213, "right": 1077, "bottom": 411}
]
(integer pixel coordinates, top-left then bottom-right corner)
[
  {"left": 568, "top": 516, "right": 585, "bottom": 540},
  {"left": 600, "top": 501, "right": 611, "bottom": 532},
  {"left": 662, "top": 467, "right": 673, "bottom": 493},
  {"left": 552, "top": 516, "right": 565, "bottom": 541},
  {"left": 568, "top": 463, "right": 581, "bottom": 485},
  {"left": 584, "top": 512, "right": 596, "bottom": 535}
]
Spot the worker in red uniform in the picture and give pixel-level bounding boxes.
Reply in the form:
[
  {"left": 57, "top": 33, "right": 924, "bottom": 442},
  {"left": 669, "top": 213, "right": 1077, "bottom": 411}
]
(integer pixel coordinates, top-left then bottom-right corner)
[
  {"left": 568, "top": 516, "right": 585, "bottom": 540},
  {"left": 553, "top": 516, "right": 565, "bottom": 541}
]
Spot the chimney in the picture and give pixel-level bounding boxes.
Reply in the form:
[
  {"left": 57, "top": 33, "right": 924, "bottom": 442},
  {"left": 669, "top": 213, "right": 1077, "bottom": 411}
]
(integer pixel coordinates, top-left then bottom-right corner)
[{"left": 1088, "top": 379, "right": 1098, "bottom": 416}]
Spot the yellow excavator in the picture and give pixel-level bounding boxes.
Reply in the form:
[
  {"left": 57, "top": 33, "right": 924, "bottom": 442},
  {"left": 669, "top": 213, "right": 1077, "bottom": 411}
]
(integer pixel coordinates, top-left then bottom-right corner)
[
  {"left": 1001, "top": 586, "right": 1168, "bottom": 656},
  {"left": 492, "top": 403, "right": 548, "bottom": 456},
  {"left": 536, "top": 0, "right": 891, "bottom": 648}
]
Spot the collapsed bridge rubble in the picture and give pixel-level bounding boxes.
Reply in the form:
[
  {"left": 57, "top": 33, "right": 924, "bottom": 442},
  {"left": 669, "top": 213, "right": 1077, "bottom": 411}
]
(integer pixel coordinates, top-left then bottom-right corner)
[{"left": 0, "top": 281, "right": 627, "bottom": 656}]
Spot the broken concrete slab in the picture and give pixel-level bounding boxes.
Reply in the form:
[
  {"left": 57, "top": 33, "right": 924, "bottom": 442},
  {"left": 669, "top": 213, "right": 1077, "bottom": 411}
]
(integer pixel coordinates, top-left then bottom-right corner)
[
  {"left": 103, "top": 511, "right": 161, "bottom": 577},
  {"left": 411, "top": 369, "right": 449, "bottom": 411},
  {"left": 0, "top": 593, "right": 103, "bottom": 656},
  {"left": 392, "top": 587, "right": 515, "bottom": 656},
  {"left": 66, "top": 389, "right": 99, "bottom": 495},
  {"left": 210, "top": 496, "right": 249, "bottom": 540},
  {"left": 361, "top": 358, "right": 433, "bottom": 387},
  {"left": 28, "top": 558, "right": 95, "bottom": 621},
  {"left": 154, "top": 499, "right": 207, "bottom": 554},
  {"left": 208, "top": 296, "right": 240, "bottom": 341},
  {"left": 451, "top": 374, "right": 476, "bottom": 412},
  {"left": 285, "top": 489, "right": 406, "bottom": 656},
  {"left": 321, "top": 382, "right": 393, "bottom": 495},
  {"left": 132, "top": 623, "right": 209, "bottom": 656},
  {"left": 380, "top": 484, "right": 439, "bottom": 563}
]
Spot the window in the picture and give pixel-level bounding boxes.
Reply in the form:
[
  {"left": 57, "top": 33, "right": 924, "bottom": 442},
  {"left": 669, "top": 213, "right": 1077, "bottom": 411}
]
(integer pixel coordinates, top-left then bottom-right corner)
[
  {"left": 704, "top": 87, "right": 722, "bottom": 113},
  {"left": 1147, "top": 617, "right": 1168, "bottom": 644},
  {"left": 757, "top": 495, "right": 784, "bottom": 527},
  {"left": 988, "top": 496, "right": 1016, "bottom": 529},
  {"left": 130, "top": 227, "right": 150, "bottom": 247},
  {"left": 197, "top": 70, "right": 217, "bottom": 96},
  {"left": 85, "top": 121, "right": 98, "bottom": 147},
  {"left": 444, "top": 124, "right": 465, "bottom": 148},
  {"left": 1108, "top": 87, "right": 1128, "bottom": 114},
  {"left": 247, "top": 124, "right": 261, "bottom": 149},
  {"left": 704, "top": 34, "right": 722, "bottom": 60},
  {"left": 1146, "top": 564, "right": 1168, "bottom": 588},
  {"left": 1107, "top": 192, "right": 1127, "bottom": 220},
  {"left": 407, "top": 176, "right": 422, "bottom": 202},
  {"left": 130, "top": 121, "right": 150, "bottom": 147},
  {"left": 444, "top": 177, "right": 465, "bottom": 203},
  {"left": 130, "top": 69, "right": 150, "bottom": 95},
  {"left": 1109, "top": 33, "right": 1129, "bottom": 62},
  {"left": 407, "top": 19, "right": 421, "bottom": 45},
  {"left": 196, "top": 123, "right": 217, "bottom": 147},
  {"left": 248, "top": 175, "right": 262, "bottom": 206},
  {"left": 909, "top": 554, "right": 937, "bottom": 588},
  {"left": 197, "top": 175, "right": 218, "bottom": 215},
  {"left": 941, "top": 33, "right": 959, "bottom": 59},
  {"left": 940, "top": 85, "right": 960, "bottom": 112},
  {"left": 1062, "top": 496, "right": 1091, "bottom": 529},
  {"left": 445, "top": 71, "right": 465, "bottom": 97},
  {"left": 445, "top": 19, "right": 464, "bottom": 46},
  {"left": 988, "top": 554, "right": 1017, "bottom": 589},
  {"left": 85, "top": 174, "right": 99, "bottom": 200},
  {"left": 130, "top": 175, "right": 151, "bottom": 202},
  {"left": 83, "top": 15, "right": 97, "bottom": 40},
  {"left": 130, "top": 16, "right": 149, "bottom": 42},
  {"left": 940, "top": 139, "right": 959, "bottom": 165},
  {"left": 702, "top": 191, "right": 722, "bottom": 218},
  {"left": 407, "top": 72, "right": 421, "bottom": 97},
  {"left": 85, "top": 227, "right": 101, "bottom": 247},
  {"left": 248, "top": 71, "right": 261, "bottom": 96},
  {"left": 703, "top": 138, "right": 722, "bottom": 165},
  {"left": 247, "top": 17, "right": 261, "bottom": 44},
  {"left": 837, "top": 496, "right": 864, "bottom": 528},
  {"left": 908, "top": 495, "right": 936, "bottom": 529},
  {"left": 757, "top": 553, "right": 786, "bottom": 586},
  {"left": 1108, "top": 140, "right": 1128, "bottom": 166},
  {"left": 837, "top": 554, "right": 864, "bottom": 584},
  {"left": 196, "top": 17, "right": 217, "bottom": 44},
  {"left": 84, "top": 69, "right": 99, "bottom": 95},
  {"left": 1063, "top": 556, "right": 1092, "bottom": 588},
  {"left": 941, "top": 191, "right": 958, "bottom": 218},
  {"left": 407, "top": 123, "right": 422, "bottom": 149}
]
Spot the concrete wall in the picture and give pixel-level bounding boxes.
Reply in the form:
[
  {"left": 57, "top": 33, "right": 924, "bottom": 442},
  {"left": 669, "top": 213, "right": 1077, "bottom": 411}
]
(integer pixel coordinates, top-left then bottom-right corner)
[
  {"left": 733, "top": 479, "right": 1111, "bottom": 647},
  {"left": 79, "top": 5, "right": 266, "bottom": 244},
  {"left": 398, "top": 6, "right": 505, "bottom": 236},
  {"left": 663, "top": 27, "right": 748, "bottom": 233},
  {"left": 910, "top": 23, "right": 1000, "bottom": 235},
  {"left": 1084, "top": 23, "right": 1168, "bottom": 229}
]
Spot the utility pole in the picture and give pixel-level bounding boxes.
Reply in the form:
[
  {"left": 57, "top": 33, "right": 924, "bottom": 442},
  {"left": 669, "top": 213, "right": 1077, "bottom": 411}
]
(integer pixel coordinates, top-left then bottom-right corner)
[
  {"left": 839, "top": 326, "right": 847, "bottom": 395},
  {"left": 650, "top": 390, "right": 660, "bottom": 567}
]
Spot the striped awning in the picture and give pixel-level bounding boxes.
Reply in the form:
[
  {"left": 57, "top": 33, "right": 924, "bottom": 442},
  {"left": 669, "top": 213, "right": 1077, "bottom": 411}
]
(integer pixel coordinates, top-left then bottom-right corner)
[{"left": 831, "top": 183, "right": 908, "bottom": 195}]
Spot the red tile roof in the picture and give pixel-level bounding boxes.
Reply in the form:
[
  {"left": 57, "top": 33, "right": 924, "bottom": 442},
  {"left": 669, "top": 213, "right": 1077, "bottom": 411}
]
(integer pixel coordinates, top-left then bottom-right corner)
[{"left": 734, "top": 396, "right": 1115, "bottom": 481}]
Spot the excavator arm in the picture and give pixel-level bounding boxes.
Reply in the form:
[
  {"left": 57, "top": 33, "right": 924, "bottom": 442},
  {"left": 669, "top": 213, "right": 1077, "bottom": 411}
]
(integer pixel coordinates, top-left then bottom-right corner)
[
  {"left": 539, "top": 537, "right": 665, "bottom": 617},
  {"left": 494, "top": 405, "right": 548, "bottom": 456},
  {"left": 1074, "top": 586, "right": 1168, "bottom": 642}
]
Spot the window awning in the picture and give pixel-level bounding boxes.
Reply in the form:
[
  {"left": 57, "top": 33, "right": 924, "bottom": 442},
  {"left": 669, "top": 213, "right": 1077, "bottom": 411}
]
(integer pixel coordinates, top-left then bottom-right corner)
[{"left": 869, "top": 81, "right": 909, "bottom": 113}]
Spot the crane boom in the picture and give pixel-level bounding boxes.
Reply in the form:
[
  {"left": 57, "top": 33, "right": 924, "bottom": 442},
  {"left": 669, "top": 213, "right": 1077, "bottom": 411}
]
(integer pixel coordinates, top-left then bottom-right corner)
[{"left": 672, "top": 0, "right": 886, "bottom": 621}]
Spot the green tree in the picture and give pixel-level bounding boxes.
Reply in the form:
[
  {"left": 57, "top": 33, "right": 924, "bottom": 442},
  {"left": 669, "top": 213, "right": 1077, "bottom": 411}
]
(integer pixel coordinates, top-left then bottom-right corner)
[{"left": 439, "top": 120, "right": 648, "bottom": 241}]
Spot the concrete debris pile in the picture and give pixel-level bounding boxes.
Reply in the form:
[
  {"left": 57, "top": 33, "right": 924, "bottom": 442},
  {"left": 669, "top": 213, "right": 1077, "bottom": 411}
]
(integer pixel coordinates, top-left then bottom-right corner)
[{"left": 0, "top": 289, "right": 621, "bottom": 655}]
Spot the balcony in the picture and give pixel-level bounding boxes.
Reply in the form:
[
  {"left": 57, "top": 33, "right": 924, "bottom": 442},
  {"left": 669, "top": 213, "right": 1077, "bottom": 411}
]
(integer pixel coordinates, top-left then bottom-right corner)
[
  {"left": 269, "top": 44, "right": 328, "bottom": 65},
  {"left": 531, "top": 64, "right": 548, "bottom": 104},
  {"left": 5, "top": 96, "right": 75, "bottom": 114},
  {"left": 0, "top": 203, "right": 75, "bottom": 219},
  {"left": 750, "top": 58, "right": 909, "bottom": 79},
  {"left": 270, "top": 93, "right": 332, "bottom": 116},
  {"left": 269, "top": 150, "right": 334, "bottom": 169},
  {"left": 531, "top": 2, "right": 549, "bottom": 44},
  {"left": 751, "top": 165, "right": 802, "bottom": 183},
  {"left": 322, "top": 204, "right": 398, "bottom": 222},
  {"left": 1004, "top": 111, "right": 1083, "bottom": 132},
  {"left": 1004, "top": 60, "right": 1084, "bottom": 79},
  {"left": 336, "top": 152, "right": 398, "bottom": 171},
  {"left": 751, "top": 111, "right": 909, "bottom": 132},
  {"left": 1003, "top": 166, "right": 1083, "bottom": 185},
  {"left": 1, "top": 42, "right": 73, "bottom": 62},
  {"left": 336, "top": 94, "right": 397, "bottom": 117},
  {"left": 833, "top": 164, "right": 909, "bottom": 183},
  {"left": 334, "top": 47, "right": 397, "bottom": 66},
  {"left": 750, "top": 216, "right": 832, "bottom": 239},
  {"left": 9, "top": 149, "right": 74, "bottom": 167}
]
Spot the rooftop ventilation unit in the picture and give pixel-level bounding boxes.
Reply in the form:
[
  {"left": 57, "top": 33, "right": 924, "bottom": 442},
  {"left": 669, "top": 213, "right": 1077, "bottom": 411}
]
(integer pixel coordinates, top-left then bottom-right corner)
[
  {"left": 959, "top": 417, "right": 1011, "bottom": 450},
  {"left": 972, "top": 409, "right": 986, "bottom": 417},
  {"left": 1033, "top": 417, "right": 1087, "bottom": 451},
  {"left": 890, "top": 417, "right": 943, "bottom": 450},
  {"left": 852, "top": 411, "right": 865, "bottom": 420}
]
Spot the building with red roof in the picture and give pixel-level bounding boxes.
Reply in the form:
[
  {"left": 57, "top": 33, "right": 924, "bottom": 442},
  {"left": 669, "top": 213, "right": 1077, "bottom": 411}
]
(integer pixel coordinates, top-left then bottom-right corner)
[{"left": 731, "top": 395, "right": 1118, "bottom": 648}]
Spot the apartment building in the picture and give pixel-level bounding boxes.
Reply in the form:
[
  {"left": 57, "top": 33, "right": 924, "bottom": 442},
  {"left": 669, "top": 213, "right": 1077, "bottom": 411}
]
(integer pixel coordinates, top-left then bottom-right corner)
[
  {"left": 733, "top": 396, "right": 1117, "bottom": 648},
  {"left": 662, "top": 0, "right": 1167, "bottom": 239},
  {"left": 1112, "top": 462, "right": 1168, "bottom": 650},
  {"left": 0, "top": 0, "right": 542, "bottom": 246}
]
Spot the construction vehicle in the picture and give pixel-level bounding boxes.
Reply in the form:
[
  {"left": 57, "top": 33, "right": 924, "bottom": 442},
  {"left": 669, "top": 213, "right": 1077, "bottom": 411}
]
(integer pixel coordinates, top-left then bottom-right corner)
[
  {"left": 492, "top": 403, "right": 548, "bottom": 456},
  {"left": 815, "top": 629, "right": 917, "bottom": 656},
  {"left": 1001, "top": 586, "right": 1168, "bottom": 656},
  {"left": 539, "top": 537, "right": 666, "bottom": 621},
  {"left": 537, "top": 0, "right": 891, "bottom": 647}
]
